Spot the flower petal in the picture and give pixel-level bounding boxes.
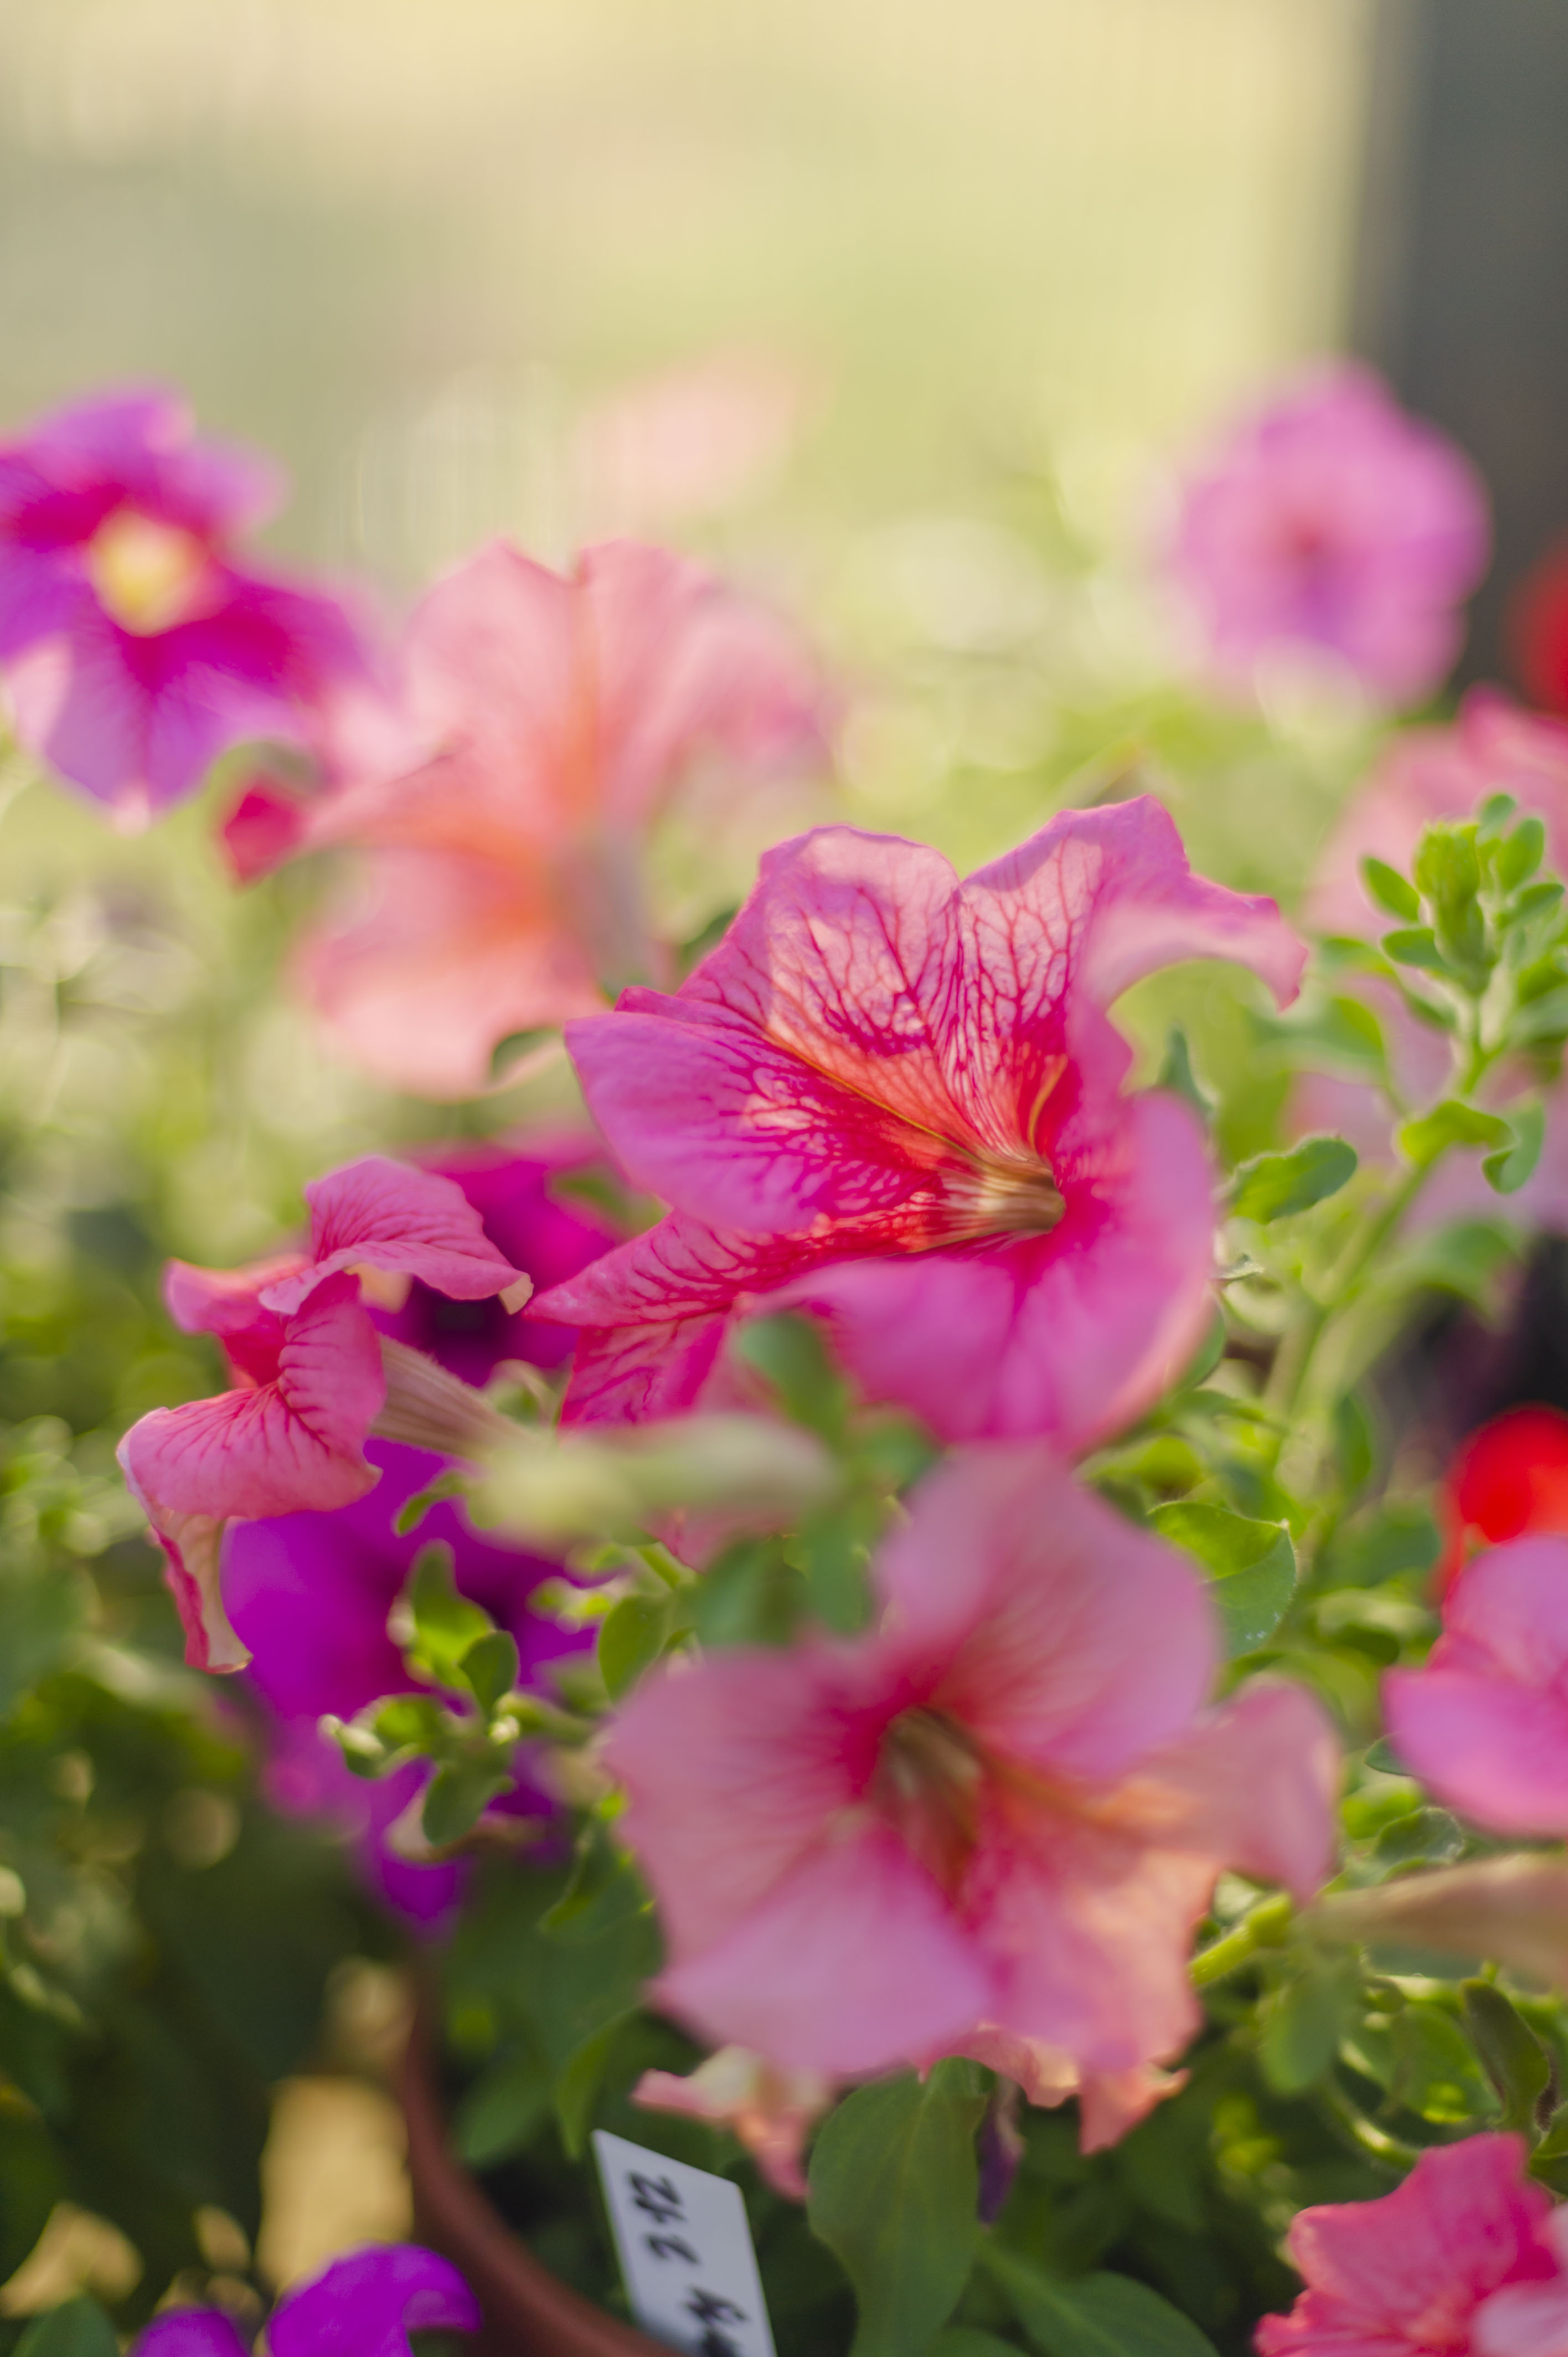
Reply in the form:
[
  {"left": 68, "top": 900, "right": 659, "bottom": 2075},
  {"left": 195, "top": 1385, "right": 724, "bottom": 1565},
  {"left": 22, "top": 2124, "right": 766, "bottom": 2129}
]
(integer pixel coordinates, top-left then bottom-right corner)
[
  {"left": 119, "top": 1274, "right": 385, "bottom": 1522},
  {"left": 261, "top": 1155, "right": 525, "bottom": 1311},
  {"left": 654, "top": 1822, "right": 991, "bottom": 2076},
  {"left": 269, "top": 2244, "right": 479, "bottom": 2357},
  {"left": 132, "top": 2310, "right": 251, "bottom": 2357},
  {"left": 874, "top": 1445, "right": 1215, "bottom": 1782}
]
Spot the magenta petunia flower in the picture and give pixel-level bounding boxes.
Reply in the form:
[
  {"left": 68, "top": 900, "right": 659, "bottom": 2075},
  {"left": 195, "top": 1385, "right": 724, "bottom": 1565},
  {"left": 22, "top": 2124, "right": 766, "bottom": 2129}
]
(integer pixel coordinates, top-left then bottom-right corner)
[
  {"left": 1169, "top": 364, "right": 1489, "bottom": 708},
  {"left": 534, "top": 797, "right": 1305, "bottom": 1448},
  {"left": 225, "top": 1439, "right": 585, "bottom": 1925},
  {"left": 1255, "top": 2133, "right": 1558, "bottom": 2357},
  {"left": 1299, "top": 691, "right": 1568, "bottom": 1233},
  {"left": 1384, "top": 1535, "right": 1568, "bottom": 1837},
  {"left": 373, "top": 1131, "right": 623, "bottom": 1388},
  {"left": 605, "top": 1448, "right": 1337, "bottom": 2103},
  {"left": 262, "top": 537, "right": 827, "bottom": 1098},
  {"left": 117, "top": 1156, "right": 527, "bottom": 1675},
  {"left": 133, "top": 2243, "right": 478, "bottom": 2357},
  {"left": 0, "top": 387, "right": 366, "bottom": 824}
]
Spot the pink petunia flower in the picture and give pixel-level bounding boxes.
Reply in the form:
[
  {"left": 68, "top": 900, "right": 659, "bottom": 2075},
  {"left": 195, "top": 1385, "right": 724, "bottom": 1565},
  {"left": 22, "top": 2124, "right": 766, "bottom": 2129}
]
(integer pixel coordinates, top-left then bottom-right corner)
[
  {"left": 1256, "top": 2133, "right": 1559, "bottom": 2357},
  {"left": 0, "top": 386, "right": 366, "bottom": 825},
  {"left": 604, "top": 1447, "right": 1337, "bottom": 2108},
  {"left": 533, "top": 796, "right": 1306, "bottom": 1447},
  {"left": 1169, "top": 363, "right": 1489, "bottom": 709},
  {"left": 117, "top": 1155, "right": 527, "bottom": 1674},
  {"left": 632, "top": 2047, "right": 835, "bottom": 2200},
  {"left": 259, "top": 537, "right": 826, "bottom": 1099},
  {"left": 1384, "top": 1535, "right": 1568, "bottom": 1836},
  {"left": 1299, "top": 691, "right": 1568, "bottom": 1232}
]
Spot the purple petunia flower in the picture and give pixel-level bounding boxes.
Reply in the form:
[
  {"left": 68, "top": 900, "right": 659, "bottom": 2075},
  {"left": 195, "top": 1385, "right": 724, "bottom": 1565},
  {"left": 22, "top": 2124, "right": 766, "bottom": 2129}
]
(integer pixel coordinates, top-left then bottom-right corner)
[
  {"left": 225, "top": 1441, "right": 589, "bottom": 1926},
  {"left": 0, "top": 385, "right": 366, "bottom": 824},
  {"left": 131, "top": 2244, "right": 479, "bottom": 2357},
  {"left": 1168, "top": 363, "right": 1489, "bottom": 710}
]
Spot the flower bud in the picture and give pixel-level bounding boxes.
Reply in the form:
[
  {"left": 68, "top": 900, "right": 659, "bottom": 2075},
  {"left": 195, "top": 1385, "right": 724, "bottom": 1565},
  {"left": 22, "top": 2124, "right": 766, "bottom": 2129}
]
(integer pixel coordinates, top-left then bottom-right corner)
[{"left": 1311, "top": 1854, "right": 1568, "bottom": 1987}]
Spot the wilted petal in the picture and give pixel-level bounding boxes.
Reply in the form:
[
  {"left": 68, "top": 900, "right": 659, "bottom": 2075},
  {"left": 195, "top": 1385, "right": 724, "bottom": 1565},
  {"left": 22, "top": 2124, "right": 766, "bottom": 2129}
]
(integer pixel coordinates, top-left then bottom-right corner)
[
  {"left": 112, "top": 1483, "right": 247, "bottom": 1674},
  {"left": 632, "top": 2047, "right": 834, "bottom": 2201},
  {"left": 952, "top": 2025, "right": 1183, "bottom": 2153}
]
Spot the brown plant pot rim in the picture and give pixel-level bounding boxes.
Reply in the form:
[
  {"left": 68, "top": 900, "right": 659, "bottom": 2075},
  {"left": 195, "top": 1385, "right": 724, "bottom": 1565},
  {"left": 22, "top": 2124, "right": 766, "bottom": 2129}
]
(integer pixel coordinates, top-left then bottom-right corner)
[{"left": 400, "top": 2008, "right": 663, "bottom": 2357}]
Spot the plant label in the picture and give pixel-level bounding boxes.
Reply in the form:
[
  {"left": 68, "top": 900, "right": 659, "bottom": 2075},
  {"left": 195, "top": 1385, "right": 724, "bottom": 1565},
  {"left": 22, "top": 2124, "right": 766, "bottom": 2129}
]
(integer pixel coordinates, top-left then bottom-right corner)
[{"left": 593, "top": 2128, "right": 777, "bottom": 2357}]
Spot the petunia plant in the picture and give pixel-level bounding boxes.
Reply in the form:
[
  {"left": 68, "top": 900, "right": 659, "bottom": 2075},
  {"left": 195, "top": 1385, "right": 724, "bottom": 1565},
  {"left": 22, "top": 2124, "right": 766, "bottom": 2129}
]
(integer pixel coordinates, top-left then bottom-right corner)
[{"left": 15, "top": 368, "right": 1568, "bottom": 2357}]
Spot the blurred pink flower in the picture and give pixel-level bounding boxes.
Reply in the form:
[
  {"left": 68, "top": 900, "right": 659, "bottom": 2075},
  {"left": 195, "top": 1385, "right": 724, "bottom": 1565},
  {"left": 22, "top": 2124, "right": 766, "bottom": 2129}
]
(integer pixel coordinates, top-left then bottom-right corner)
[
  {"left": 632, "top": 2047, "right": 835, "bottom": 2200},
  {"left": 571, "top": 349, "right": 814, "bottom": 534},
  {"left": 117, "top": 1156, "right": 525, "bottom": 1673},
  {"left": 1299, "top": 692, "right": 1568, "bottom": 1230},
  {"left": 949, "top": 2026, "right": 1184, "bottom": 2154},
  {"left": 605, "top": 1447, "right": 1337, "bottom": 2106},
  {"left": 0, "top": 387, "right": 365, "bottom": 825},
  {"left": 1384, "top": 1535, "right": 1568, "bottom": 1836},
  {"left": 1478, "top": 2211, "right": 1568, "bottom": 2357},
  {"left": 263, "top": 537, "right": 826, "bottom": 1099},
  {"left": 1169, "top": 364, "right": 1488, "bottom": 708},
  {"left": 1256, "top": 2133, "right": 1557, "bottom": 2357},
  {"left": 535, "top": 797, "right": 1305, "bottom": 1446}
]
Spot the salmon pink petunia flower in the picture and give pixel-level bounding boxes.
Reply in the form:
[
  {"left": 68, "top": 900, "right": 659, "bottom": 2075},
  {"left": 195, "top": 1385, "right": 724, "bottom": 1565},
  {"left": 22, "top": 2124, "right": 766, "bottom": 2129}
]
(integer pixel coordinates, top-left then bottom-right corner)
[
  {"left": 1255, "top": 2133, "right": 1558, "bottom": 2357},
  {"left": 267, "top": 537, "right": 826, "bottom": 1098},
  {"left": 534, "top": 796, "right": 1306, "bottom": 1447},
  {"left": 0, "top": 387, "right": 366, "bottom": 825},
  {"left": 1169, "top": 363, "right": 1488, "bottom": 709},
  {"left": 1385, "top": 1535, "right": 1568, "bottom": 1836},
  {"left": 117, "top": 1156, "right": 527, "bottom": 1674},
  {"left": 605, "top": 1448, "right": 1337, "bottom": 2105}
]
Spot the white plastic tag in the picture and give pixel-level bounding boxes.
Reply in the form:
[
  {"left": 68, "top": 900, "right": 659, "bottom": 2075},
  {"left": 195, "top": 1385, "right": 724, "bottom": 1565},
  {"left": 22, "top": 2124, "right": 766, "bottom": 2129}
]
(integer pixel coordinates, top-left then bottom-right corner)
[{"left": 592, "top": 2127, "right": 777, "bottom": 2357}]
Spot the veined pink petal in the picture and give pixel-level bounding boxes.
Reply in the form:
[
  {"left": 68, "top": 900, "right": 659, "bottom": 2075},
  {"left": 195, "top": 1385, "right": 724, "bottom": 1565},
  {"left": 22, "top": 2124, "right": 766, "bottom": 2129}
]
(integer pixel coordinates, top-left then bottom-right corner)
[
  {"left": 1258, "top": 2133, "right": 1554, "bottom": 2357},
  {"left": 259, "top": 1155, "right": 525, "bottom": 1313},
  {"left": 874, "top": 1445, "right": 1216, "bottom": 1782},
  {"left": 776, "top": 1090, "right": 1217, "bottom": 1448},
  {"left": 120, "top": 1275, "right": 384, "bottom": 1522},
  {"left": 654, "top": 1822, "right": 991, "bottom": 2076}
]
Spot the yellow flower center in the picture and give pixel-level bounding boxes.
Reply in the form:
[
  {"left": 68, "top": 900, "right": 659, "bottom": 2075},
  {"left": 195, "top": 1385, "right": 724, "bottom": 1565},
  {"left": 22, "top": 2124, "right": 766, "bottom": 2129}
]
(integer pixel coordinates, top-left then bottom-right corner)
[{"left": 86, "top": 510, "right": 211, "bottom": 635}]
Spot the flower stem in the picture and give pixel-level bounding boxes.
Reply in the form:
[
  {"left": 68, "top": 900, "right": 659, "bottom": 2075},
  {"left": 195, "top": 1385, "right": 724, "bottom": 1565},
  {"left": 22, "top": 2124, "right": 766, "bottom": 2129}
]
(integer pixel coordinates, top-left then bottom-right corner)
[{"left": 1190, "top": 1893, "right": 1292, "bottom": 1987}]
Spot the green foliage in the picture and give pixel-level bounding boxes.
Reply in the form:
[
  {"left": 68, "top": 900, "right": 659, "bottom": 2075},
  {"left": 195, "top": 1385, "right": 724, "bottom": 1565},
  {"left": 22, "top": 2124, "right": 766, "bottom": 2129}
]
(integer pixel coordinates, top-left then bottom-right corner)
[
  {"left": 984, "top": 2249, "right": 1220, "bottom": 2357},
  {"left": 1148, "top": 1504, "right": 1296, "bottom": 1654},
  {"left": 1229, "top": 1138, "right": 1357, "bottom": 1223},
  {"left": 13, "top": 2301, "right": 118, "bottom": 2357},
  {"left": 808, "top": 2065, "right": 987, "bottom": 2357}
]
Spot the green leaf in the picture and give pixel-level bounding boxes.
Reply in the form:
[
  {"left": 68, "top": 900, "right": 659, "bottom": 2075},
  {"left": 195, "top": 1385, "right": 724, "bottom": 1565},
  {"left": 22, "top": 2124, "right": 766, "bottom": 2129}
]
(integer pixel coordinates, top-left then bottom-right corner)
[
  {"left": 1259, "top": 1960, "right": 1358, "bottom": 2094},
  {"left": 460, "top": 1629, "right": 519, "bottom": 1714},
  {"left": 1483, "top": 1099, "right": 1545, "bottom": 1194},
  {"left": 1361, "top": 856, "right": 1420, "bottom": 921},
  {"left": 393, "top": 1473, "right": 465, "bottom": 1536},
  {"left": 14, "top": 2303, "right": 118, "bottom": 2357},
  {"left": 1258, "top": 995, "right": 1389, "bottom": 1079},
  {"left": 984, "top": 2250, "right": 1219, "bottom": 2357},
  {"left": 553, "top": 2012, "right": 631, "bottom": 2158},
  {"left": 452, "top": 2041, "right": 553, "bottom": 2166},
  {"left": 933, "top": 2336, "right": 1023, "bottom": 2356},
  {"left": 1373, "top": 1807, "right": 1463, "bottom": 1866},
  {"left": 368, "top": 1691, "right": 448, "bottom": 1759},
  {"left": 1229, "top": 1135, "right": 1358, "bottom": 1223},
  {"left": 1510, "top": 986, "right": 1568, "bottom": 1045},
  {"left": 1397, "top": 1099, "right": 1513, "bottom": 1170},
  {"left": 808, "top": 2063, "right": 986, "bottom": 2357},
  {"left": 1463, "top": 1980, "right": 1551, "bottom": 2133},
  {"left": 420, "top": 1758, "right": 510, "bottom": 1849},
  {"left": 597, "top": 1593, "right": 671, "bottom": 1700},
  {"left": 1148, "top": 1503, "right": 1296, "bottom": 1653},
  {"left": 1380, "top": 1218, "right": 1521, "bottom": 1308},
  {"left": 1156, "top": 1026, "right": 1213, "bottom": 1121},
  {"left": 1320, "top": 1501, "right": 1441, "bottom": 1589},
  {"left": 1331, "top": 1392, "right": 1376, "bottom": 1494},
  {"left": 734, "top": 1311, "right": 849, "bottom": 1435},
  {"left": 401, "top": 1544, "right": 494, "bottom": 1685},
  {"left": 1498, "top": 814, "right": 1546, "bottom": 888},
  {"left": 1381, "top": 927, "right": 1447, "bottom": 971}
]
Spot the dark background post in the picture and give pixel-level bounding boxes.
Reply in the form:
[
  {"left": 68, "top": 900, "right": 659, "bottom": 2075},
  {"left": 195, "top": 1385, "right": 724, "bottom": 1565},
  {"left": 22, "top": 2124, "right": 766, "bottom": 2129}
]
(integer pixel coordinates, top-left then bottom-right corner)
[{"left": 1354, "top": 0, "right": 1568, "bottom": 685}]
